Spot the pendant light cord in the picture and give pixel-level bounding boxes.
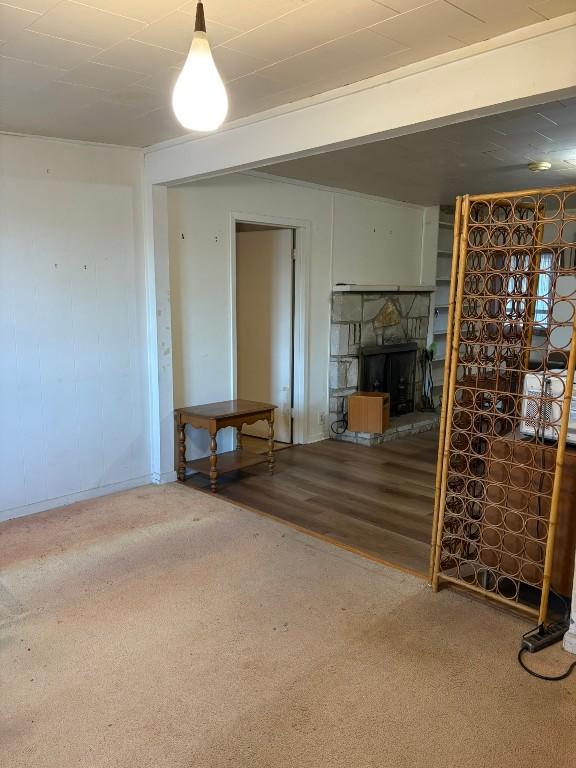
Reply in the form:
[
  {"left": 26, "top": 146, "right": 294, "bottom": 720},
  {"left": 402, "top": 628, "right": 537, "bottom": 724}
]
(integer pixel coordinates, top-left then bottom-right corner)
[{"left": 195, "top": 1, "right": 206, "bottom": 32}]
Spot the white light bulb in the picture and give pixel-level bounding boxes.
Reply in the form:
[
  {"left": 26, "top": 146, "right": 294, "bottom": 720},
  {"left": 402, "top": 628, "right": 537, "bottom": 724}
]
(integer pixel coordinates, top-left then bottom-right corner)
[{"left": 172, "top": 30, "right": 228, "bottom": 132}]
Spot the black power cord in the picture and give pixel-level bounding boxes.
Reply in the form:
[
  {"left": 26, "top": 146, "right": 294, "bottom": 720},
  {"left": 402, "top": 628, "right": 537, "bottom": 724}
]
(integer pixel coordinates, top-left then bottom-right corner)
[
  {"left": 517, "top": 646, "right": 576, "bottom": 681},
  {"left": 330, "top": 410, "right": 348, "bottom": 435}
]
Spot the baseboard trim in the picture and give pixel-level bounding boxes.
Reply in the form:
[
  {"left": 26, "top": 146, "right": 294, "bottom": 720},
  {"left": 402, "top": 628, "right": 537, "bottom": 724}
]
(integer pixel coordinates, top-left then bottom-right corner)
[
  {"left": 564, "top": 628, "right": 576, "bottom": 655},
  {"left": 152, "top": 470, "right": 177, "bottom": 484},
  {"left": 0, "top": 474, "right": 153, "bottom": 523}
]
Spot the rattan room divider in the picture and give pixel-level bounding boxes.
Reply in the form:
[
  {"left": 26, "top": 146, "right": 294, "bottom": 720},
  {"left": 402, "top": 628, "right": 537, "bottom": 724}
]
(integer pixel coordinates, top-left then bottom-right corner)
[{"left": 430, "top": 185, "right": 576, "bottom": 623}]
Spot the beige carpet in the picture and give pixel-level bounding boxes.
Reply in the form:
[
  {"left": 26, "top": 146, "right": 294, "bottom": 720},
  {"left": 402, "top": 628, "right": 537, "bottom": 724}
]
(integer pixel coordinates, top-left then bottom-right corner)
[{"left": 1, "top": 484, "right": 575, "bottom": 768}]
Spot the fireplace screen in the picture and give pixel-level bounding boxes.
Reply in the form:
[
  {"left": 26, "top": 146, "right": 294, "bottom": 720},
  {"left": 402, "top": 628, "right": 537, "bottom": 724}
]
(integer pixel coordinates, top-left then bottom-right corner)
[
  {"left": 430, "top": 186, "right": 576, "bottom": 623},
  {"left": 359, "top": 343, "right": 417, "bottom": 417}
]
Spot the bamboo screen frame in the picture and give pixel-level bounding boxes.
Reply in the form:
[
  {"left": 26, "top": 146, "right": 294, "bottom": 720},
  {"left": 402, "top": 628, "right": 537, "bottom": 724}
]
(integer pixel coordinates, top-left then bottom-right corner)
[{"left": 430, "top": 185, "right": 576, "bottom": 623}]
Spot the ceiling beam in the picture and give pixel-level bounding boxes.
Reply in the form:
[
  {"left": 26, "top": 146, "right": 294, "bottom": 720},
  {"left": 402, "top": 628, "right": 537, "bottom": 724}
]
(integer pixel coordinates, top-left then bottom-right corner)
[{"left": 145, "top": 14, "right": 576, "bottom": 186}]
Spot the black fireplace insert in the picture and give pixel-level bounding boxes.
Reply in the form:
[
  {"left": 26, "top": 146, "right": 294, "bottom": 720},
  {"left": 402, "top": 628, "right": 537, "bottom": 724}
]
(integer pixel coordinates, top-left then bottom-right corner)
[{"left": 359, "top": 342, "right": 417, "bottom": 417}]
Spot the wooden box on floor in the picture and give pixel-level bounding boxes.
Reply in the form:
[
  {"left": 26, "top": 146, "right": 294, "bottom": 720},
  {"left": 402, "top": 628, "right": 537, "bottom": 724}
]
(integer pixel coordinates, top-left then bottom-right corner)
[{"left": 348, "top": 392, "right": 390, "bottom": 434}]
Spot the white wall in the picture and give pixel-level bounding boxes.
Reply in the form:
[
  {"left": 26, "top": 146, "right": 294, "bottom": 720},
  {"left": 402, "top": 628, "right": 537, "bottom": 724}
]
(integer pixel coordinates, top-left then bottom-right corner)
[
  {"left": 332, "top": 192, "right": 426, "bottom": 286},
  {"left": 0, "top": 134, "right": 150, "bottom": 520},
  {"left": 168, "top": 173, "right": 435, "bottom": 460}
]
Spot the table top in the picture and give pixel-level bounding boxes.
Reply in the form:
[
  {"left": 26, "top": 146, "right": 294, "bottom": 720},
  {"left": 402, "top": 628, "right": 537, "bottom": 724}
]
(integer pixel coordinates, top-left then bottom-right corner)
[{"left": 175, "top": 399, "right": 277, "bottom": 419}]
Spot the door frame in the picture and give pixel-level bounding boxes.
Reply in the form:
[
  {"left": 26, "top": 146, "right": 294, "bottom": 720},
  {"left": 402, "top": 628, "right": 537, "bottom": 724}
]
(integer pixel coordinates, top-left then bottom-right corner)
[{"left": 229, "top": 212, "right": 311, "bottom": 445}]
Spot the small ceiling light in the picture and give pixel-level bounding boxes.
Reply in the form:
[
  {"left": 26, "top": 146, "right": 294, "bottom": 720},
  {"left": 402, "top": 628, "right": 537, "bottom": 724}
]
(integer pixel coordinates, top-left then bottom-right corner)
[
  {"left": 528, "top": 160, "right": 552, "bottom": 172},
  {"left": 172, "top": 1, "right": 228, "bottom": 132}
]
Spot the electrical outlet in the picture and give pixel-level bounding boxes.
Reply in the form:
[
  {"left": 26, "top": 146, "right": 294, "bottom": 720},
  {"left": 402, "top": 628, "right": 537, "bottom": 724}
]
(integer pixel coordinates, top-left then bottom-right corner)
[{"left": 319, "top": 412, "right": 326, "bottom": 426}]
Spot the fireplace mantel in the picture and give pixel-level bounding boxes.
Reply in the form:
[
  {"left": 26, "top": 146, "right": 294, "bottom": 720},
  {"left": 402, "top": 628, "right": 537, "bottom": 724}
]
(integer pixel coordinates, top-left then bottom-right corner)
[{"left": 333, "top": 284, "right": 436, "bottom": 293}]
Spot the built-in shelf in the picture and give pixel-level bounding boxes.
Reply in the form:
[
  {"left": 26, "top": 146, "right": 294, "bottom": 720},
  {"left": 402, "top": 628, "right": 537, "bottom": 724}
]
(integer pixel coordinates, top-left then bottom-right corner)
[
  {"left": 185, "top": 449, "right": 269, "bottom": 476},
  {"left": 333, "top": 284, "right": 436, "bottom": 293},
  {"left": 433, "top": 213, "right": 456, "bottom": 403}
]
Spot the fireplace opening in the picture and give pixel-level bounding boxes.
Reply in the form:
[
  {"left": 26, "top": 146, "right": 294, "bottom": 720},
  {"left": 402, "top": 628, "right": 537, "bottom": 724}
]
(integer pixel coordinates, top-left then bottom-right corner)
[{"left": 359, "top": 343, "right": 418, "bottom": 417}]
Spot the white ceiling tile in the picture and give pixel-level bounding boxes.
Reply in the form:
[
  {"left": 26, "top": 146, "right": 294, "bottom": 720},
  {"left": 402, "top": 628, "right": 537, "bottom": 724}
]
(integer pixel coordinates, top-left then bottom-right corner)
[
  {"left": 523, "top": 124, "right": 576, "bottom": 146},
  {"left": 256, "top": 28, "right": 404, "bottom": 87},
  {"left": 196, "top": 18, "right": 244, "bottom": 46},
  {"left": 488, "top": 111, "right": 561, "bottom": 133},
  {"left": 117, "top": 106, "right": 184, "bottom": 146},
  {"left": 94, "top": 39, "right": 184, "bottom": 75},
  {"left": 447, "top": 0, "right": 546, "bottom": 32},
  {"left": 0, "top": 0, "right": 569, "bottom": 146},
  {"left": 0, "top": 54, "right": 66, "bottom": 87},
  {"left": 133, "top": 11, "right": 240, "bottom": 53},
  {"left": 530, "top": 0, "right": 576, "bottom": 18},
  {"left": 318, "top": 28, "right": 407, "bottom": 62},
  {"left": 0, "top": 30, "right": 101, "bottom": 68},
  {"left": 27, "top": 2, "right": 146, "bottom": 49},
  {"left": 223, "top": 0, "right": 398, "bottom": 62},
  {"left": 299, "top": 0, "right": 398, "bottom": 32},
  {"left": 0, "top": 4, "right": 40, "bottom": 40},
  {"left": 219, "top": 20, "right": 302, "bottom": 62},
  {"left": 212, "top": 44, "right": 270, "bottom": 80},
  {"left": 55, "top": 99, "right": 147, "bottom": 143},
  {"left": 103, "top": 83, "right": 167, "bottom": 114},
  {"left": 371, "top": 1, "right": 486, "bottom": 46},
  {"left": 181, "top": 0, "right": 314, "bottom": 32},
  {"left": 135, "top": 66, "right": 180, "bottom": 91},
  {"left": 76, "top": 0, "right": 184, "bottom": 24},
  {"left": 372, "top": 0, "right": 436, "bottom": 10},
  {"left": 252, "top": 46, "right": 335, "bottom": 87},
  {"left": 227, "top": 73, "right": 283, "bottom": 104},
  {"left": 483, "top": 130, "right": 552, "bottom": 150},
  {"left": 538, "top": 101, "right": 576, "bottom": 126},
  {"left": 377, "top": 35, "right": 463, "bottom": 66},
  {"left": 226, "top": 90, "right": 291, "bottom": 121},
  {"left": 0, "top": 106, "right": 75, "bottom": 135},
  {"left": 285, "top": 49, "right": 408, "bottom": 95},
  {"left": 41, "top": 80, "right": 107, "bottom": 106},
  {"left": 0, "top": 80, "right": 104, "bottom": 123},
  {"left": 58, "top": 61, "right": 144, "bottom": 89},
  {"left": 270, "top": 0, "right": 398, "bottom": 50},
  {"left": 3, "top": 0, "right": 60, "bottom": 12}
]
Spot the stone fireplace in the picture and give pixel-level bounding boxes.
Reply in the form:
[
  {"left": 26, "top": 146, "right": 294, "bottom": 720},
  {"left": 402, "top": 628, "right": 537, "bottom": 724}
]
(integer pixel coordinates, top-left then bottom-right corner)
[{"left": 329, "top": 289, "right": 437, "bottom": 445}]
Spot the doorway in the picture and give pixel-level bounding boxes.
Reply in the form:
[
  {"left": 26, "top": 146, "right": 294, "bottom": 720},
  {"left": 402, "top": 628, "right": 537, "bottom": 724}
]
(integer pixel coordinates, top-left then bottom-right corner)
[{"left": 235, "top": 223, "right": 295, "bottom": 445}]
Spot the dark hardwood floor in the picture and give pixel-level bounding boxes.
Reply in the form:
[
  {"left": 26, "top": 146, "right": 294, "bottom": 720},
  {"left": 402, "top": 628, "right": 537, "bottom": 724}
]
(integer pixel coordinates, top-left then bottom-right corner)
[{"left": 185, "top": 430, "right": 439, "bottom": 576}]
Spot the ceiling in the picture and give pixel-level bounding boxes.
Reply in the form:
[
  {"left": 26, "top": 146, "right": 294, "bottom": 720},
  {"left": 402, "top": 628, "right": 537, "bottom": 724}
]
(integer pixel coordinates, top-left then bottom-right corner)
[
  {"left": 261, "top": 98, "right": 576, "bottom": 205},
  {"left": 0, "top": 0, "right": 574, "bottom": 147}
]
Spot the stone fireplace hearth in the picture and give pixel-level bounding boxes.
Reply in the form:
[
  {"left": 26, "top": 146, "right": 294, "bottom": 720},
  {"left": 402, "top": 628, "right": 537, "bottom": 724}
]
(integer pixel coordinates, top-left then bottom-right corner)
[{"left": 329, "top": 289, "right": 438, "bottom": 445}]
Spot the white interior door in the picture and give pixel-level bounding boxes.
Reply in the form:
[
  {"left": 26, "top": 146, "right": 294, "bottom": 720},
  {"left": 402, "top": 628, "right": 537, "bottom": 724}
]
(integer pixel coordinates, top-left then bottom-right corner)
[{"left": 236, "top": 228, "right": 293, "bottom": 442}]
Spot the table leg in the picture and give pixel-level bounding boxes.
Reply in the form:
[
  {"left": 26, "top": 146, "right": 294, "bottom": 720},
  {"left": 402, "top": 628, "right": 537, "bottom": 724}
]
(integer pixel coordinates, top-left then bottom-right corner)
[
  {"left": 267, "top": 413, "right": 275, "bottom": 474},
  {"left": 177, "top": 421, "right": 186, "bottom": 482},
  {"left": 209, "top": 430, "right": 218, "bottom": 493},
  {"left": 236, "top": 426, "right": 243, "bottom": 451}
]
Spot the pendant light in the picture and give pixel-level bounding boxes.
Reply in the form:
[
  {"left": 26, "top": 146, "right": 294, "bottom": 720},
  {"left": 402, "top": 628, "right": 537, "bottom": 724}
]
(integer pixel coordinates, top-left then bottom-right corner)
[{"left": 172, "top": 1, "right": 228, "bottom": 132}]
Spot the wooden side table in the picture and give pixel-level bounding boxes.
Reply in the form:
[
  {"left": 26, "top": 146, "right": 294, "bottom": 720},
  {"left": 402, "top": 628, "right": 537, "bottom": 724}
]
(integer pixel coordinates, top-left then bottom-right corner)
[{"left": 174, "top": 400, "right": 277, "bottom": 493}]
